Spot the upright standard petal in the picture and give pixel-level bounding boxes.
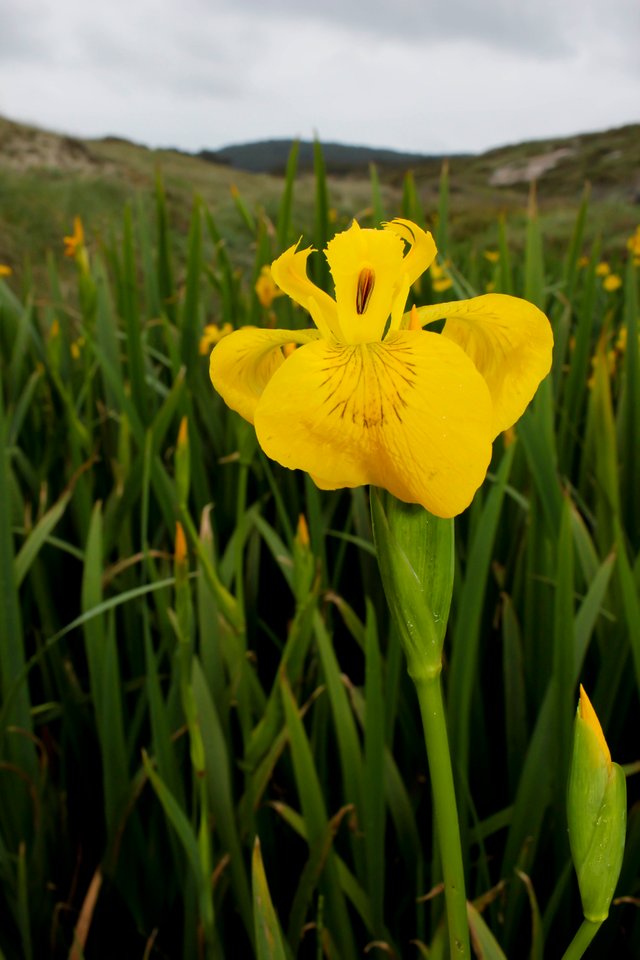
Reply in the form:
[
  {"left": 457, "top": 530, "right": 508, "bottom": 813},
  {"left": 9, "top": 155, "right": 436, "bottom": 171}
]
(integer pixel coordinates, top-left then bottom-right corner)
[
  {"left": 270, "top": 242, "right": 341, "bottom": 340},
  {"left": 209, "top": 326, "right": 320, "bottom": 424},
  {"left": 325, "top": 222, "right": 408, "bottom": 343},
  {"left": 384, "top": 219, "right": 437, "bottom": 289},
  {"left": 253, "top": 331, "right": 493, "bottom": 517},
  {"left": 413, "top": 294, "right": 553, "bottom": 437}
]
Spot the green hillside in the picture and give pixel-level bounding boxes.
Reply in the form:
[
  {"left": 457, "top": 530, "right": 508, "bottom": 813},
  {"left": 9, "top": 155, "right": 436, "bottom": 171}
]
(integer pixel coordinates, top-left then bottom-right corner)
[{"left": 1, "top": 114, "right": 638, "bottom": 283}]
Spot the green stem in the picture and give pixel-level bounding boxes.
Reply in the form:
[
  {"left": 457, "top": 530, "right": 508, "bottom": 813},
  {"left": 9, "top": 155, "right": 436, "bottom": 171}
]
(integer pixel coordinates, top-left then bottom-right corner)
[
  {"left": 414, "top": 673, "right": 470, "bottom": 959},
  {"left": 561, "top": 919, "right": 602, "bottom": 960}
]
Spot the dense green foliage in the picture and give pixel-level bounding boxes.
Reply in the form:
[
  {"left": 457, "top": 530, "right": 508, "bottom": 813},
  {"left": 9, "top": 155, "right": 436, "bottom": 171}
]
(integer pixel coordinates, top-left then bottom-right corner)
[{"left": 0, "top": 142, "right": 638, "bottom": 959}]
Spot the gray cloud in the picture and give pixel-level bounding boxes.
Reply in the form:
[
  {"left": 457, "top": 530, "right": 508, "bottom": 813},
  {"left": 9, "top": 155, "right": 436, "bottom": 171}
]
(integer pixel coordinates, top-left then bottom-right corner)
[
  {"left": 0, "top": 0, "right": 638, "bottom": 155},
  {"left": 214, "top": 0, "right": 576, "bottom": 58},
  {"left": 0, "top": 0, "right": 54, "bottom": 59}
]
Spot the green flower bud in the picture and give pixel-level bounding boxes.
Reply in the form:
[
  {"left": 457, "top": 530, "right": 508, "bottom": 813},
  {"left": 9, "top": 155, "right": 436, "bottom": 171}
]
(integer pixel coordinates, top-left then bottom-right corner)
[
  {"left": 567, "top": 685, "right": 627, "bottom": 922},
  {"left": 292, "top": 514, "right": 316, "bottom": 605},
  {"left": 370, "top": 488, "right": 454, "bottom": 680},
  {"left": 175, "top": 416, "right": 190, "bottom": 506}
]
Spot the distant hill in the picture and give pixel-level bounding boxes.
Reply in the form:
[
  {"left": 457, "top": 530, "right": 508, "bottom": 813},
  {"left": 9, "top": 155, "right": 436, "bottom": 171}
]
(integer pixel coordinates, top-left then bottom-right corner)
[
  {"left": 1, "top": 113, "right": 639, "bottom": 281},
  {"left": 198, "top": 139, "right": 452, "bottom": 175}
]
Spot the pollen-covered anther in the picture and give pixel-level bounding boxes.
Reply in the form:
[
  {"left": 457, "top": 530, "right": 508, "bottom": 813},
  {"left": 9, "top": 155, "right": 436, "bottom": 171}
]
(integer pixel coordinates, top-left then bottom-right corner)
[{"left": 356, "top": 267, "right": 375, "bottom": 315}]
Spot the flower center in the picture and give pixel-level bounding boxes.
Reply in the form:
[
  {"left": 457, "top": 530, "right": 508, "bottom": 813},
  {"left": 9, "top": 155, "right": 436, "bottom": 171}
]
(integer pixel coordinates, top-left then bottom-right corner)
[{"left": 355, "top": 267, "right": 375, "bottom": 315}]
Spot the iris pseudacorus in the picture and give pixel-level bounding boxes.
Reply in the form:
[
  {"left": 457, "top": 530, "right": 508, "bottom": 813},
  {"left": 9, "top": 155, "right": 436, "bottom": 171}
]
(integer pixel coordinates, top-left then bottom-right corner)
[{"left": 209, "top": 219, "right": 553, "bottom": 518}]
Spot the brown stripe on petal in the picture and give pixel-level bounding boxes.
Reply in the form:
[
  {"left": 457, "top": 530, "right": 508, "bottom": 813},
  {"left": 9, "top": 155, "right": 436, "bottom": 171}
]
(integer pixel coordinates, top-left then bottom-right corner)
[{"left": 356, "top": 267, "right": 375, "bottom": 314}]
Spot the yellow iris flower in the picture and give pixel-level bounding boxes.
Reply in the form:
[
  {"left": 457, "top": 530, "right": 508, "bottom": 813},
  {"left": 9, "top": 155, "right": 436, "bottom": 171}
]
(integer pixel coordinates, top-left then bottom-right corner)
[
  {"left": 255, "top": 265, "right": 282, "bottom": 308},
  {"left": 64, "top": 217, "right": 85, "bottom": 258},
  {"left": 209, "top": 219, "right": 553, "bottom": 517},
  {"left": 199, "top": 322, "right": 233, "bottom": 355},
  {"left": 603, "top": 274, "right": 622, "bottom": 292}
]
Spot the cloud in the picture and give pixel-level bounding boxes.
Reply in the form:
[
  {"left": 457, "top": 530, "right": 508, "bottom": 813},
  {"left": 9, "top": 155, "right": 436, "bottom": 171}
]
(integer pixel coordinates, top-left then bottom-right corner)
[
  {"left": 0, "top": 0, "right": 54, "bottom": 60},
  {"left": 0, "top": 0, "right": 638, "bottom": 155}
]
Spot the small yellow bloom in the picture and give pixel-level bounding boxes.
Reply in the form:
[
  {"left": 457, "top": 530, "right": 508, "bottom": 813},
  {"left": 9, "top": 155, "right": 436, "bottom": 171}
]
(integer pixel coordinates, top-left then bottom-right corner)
[
  {"left": 485, "top": 281, "right": 495, "bottom": 293},
  {"left": 603, "top": 274, "right": 622, "bottom": 292},
  {"left": 616, "top": 326, "right": 627, "bottom": 352},
  {"left": 577, "top": 256, "right": 590, "bottom": 269},
  {"left": 255, "top": 265, "right": 282, "bottom": 309},
  {"left": 0, "top": 264, "right": 12, "bottom": 277},
  {"left": 50, "top": 319, "right": 61, "bottom": 339},
  {"left": 430, "top": 259, "right": 453, "bottom": 292},
  {"left": 199, "top": 322, "right": 232, "bottom": 355},
  {"left": 64, "top": 217, "right": 85, "bottom": 258},
  {"left": 595, "top": 261, "right": 610, "bottom": 277},
  {"left": 484, "top": 250, "right": 500, "bottom": 263},
  {"left": 70, "top": 336, "right": 85, "bottom": 359},
  {"left": 627, "top": 226, "right": 640, "bottom": 259},
  {"left": 209, "top": 219, "right": 553, "bottom": 518}
]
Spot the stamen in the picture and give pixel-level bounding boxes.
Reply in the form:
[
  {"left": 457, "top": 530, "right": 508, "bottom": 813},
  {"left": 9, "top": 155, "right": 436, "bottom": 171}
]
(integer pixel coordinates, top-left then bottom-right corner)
[{"left": 356, "top": 267, "right": 375, "bottom": 314}]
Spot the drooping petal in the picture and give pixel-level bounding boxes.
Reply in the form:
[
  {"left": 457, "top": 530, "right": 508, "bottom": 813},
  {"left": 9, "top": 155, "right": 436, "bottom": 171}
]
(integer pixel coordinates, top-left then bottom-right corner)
[
  {"left": 254, "top": 331, "right": 493, "bottom": 518},
  {"left": 325, "top": 221, "right": 408, "bottom": 343},
  {"left": 270, "top": 241, "right": 341, "bottom": 340},
  {"left": 413, "top": 294, "right": 553, "bottom": 437},
  {"left": 209, "top": 326, "right": 320, "bottom": 424}
]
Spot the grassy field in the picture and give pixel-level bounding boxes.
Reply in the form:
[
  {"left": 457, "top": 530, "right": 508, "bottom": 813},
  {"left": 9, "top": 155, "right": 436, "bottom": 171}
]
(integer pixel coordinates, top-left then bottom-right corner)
[{"left": 0, "top": 121, "right": 639, "bottom": 959}]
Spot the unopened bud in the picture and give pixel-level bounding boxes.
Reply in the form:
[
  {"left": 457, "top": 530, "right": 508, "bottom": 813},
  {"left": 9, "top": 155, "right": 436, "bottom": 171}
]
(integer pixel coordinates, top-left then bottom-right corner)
[{"left": 567, "top": 685, "right": 626, "bottom": 922}]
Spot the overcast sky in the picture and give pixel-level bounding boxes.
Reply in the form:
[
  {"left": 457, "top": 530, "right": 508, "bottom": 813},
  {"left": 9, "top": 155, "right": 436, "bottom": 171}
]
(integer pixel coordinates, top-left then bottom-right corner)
[{"left": 1, "top": 0, "right": 639, "bottom": 155}]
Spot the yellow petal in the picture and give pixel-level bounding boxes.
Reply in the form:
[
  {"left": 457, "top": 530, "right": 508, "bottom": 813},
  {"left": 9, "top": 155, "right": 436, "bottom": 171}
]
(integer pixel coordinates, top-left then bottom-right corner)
[
  {"left": 578, "top": 684, "right": 611, "bottom": 766},
  {"left": 325, "top": 221, "right": 407, "bottom": 343},
  {"left": 414, "top": 294, "right": 553, "bottom": 437},
  {"left": 254, "top": 331, "right": 493, "bottom": 517},
  {"left": 383, "top": 218, "right": 437, "bottom": 288},
  {"left": 209, "top": 326, "right": 320, "bottom": 424},
  {"left": 271, "top": 241, "right": 341, "bottom": 340}
]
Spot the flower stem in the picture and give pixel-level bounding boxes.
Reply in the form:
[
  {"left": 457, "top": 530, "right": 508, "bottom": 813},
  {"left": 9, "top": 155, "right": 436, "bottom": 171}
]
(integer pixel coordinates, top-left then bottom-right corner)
[
  {"left": 560, "top": 919, "right": 602, "bottom": 960},
  {"left": 414, "top": 672, "right": 470, "bottom": 959}
]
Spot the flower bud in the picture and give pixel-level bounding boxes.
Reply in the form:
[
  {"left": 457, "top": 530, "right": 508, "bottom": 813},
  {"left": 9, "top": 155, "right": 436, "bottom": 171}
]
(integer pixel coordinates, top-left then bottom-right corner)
[
  {"left": 175, "top": 416, "right": 190, "bottom": 506},
  {"left": 567, "top": 685, "right": 626, "bottom": 922}
]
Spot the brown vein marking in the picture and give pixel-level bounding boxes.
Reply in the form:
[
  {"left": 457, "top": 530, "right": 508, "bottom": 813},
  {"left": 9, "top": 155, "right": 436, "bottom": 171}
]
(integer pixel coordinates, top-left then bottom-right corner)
[
  {"left": 320, "top": 343, "right": 417, "bottom": 429},
  {"left": 356, "top": 268, "right": 375, "bottom": 315}
]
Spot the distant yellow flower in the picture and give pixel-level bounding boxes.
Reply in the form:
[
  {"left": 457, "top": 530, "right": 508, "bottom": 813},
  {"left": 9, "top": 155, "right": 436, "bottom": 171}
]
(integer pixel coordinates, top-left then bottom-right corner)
[
  {"left": 199, "top": 322, "right": 232, "bottom": 355},
  {"left": 64, "top": 217, "right": 85, "bottom": 258},
  {"left": 430, "top": 259, "right": 453, "bottom": 292},
  {"left": 210, "top": 218, "right": 553, "bottom": 517},
  {"left": 255, "top": 265, "right": 283, "bottom": 309},
  {"left": 603, "top": 274, "right": 622, "bottom": 292},
  {"left": 485, "top": 281, "right": 496, "bottom": 293},
  {"left": 484, "top": 250, "right": 500, "bottom": 263},
  {"left": 70, "top": 336, "right": 85, "bottom": 359},
  {"left": 627, "top": 226, "right": 640, "bottom": 260},
  {"left": 616, "top": 326, "right": 627, "bottom": 352},
  {"left": 577, "top": 256, "right": 589, "bottom": 269},
  {"left": 0, "top": 264, "right": 12, "bottom": 277},
  {"left": 595, "top": 261, "right": 610, "bottom": 277}
]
